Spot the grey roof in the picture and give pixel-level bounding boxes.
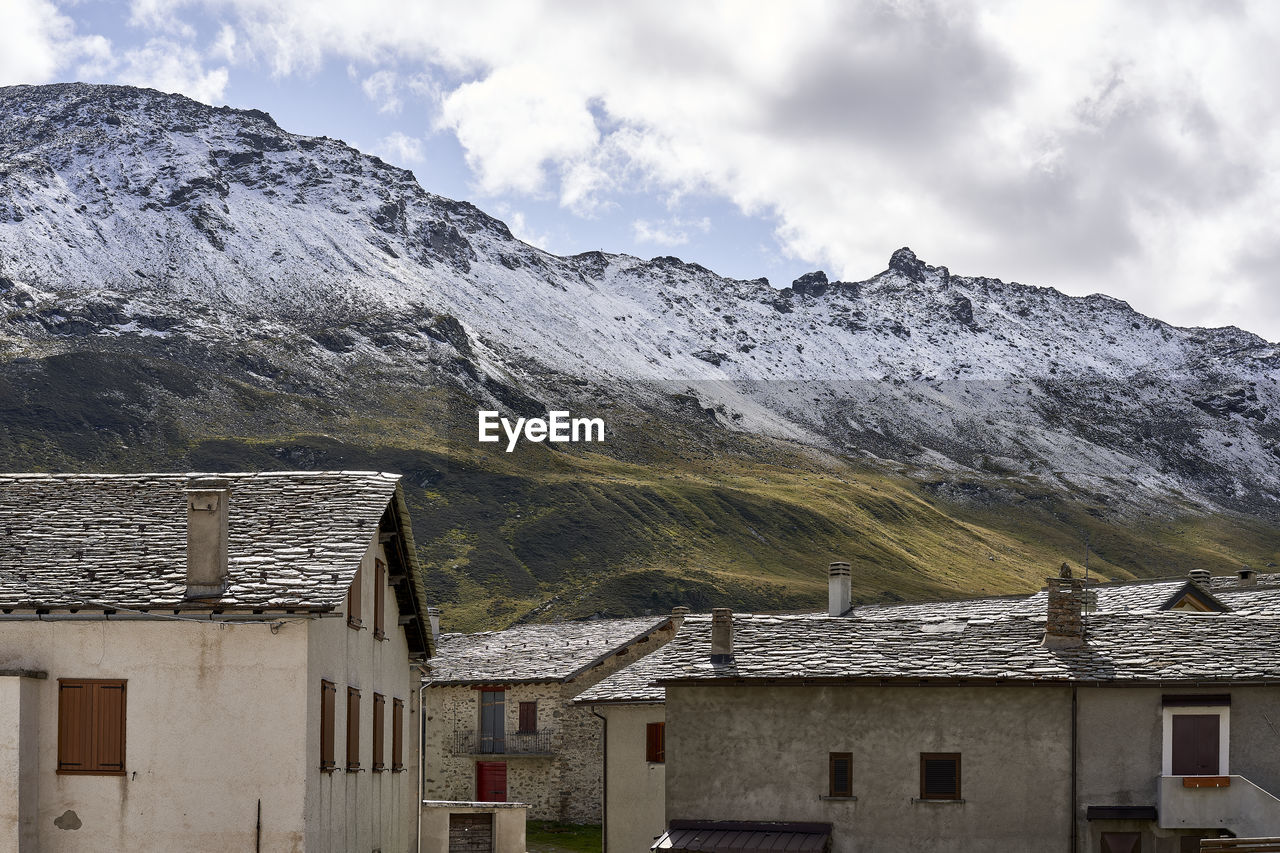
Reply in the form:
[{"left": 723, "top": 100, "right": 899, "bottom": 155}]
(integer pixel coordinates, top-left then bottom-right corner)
[
  {"left": 578, "top": 574, "right": 1280, "bottom": 702},
  {"left": 0, "top": 471, "right": 418, "bottom": 613},
  {"left": 425, "top": 616, "right": 673, "bottom": 685}
]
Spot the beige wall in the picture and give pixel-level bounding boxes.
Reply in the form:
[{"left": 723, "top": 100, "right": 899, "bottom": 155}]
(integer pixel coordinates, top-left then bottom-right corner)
[
  {"left": 420, "top": 802, "right": 527, "bottom": 853},
  {"left": 665, "top": 683, "right": 1073, "bottom": 853},
  {"left": 0, "top": 673, "right": 42, "bottom": 851},
  {"left": 598, "top": 703, "right": 666, "bottom": 853},
  {"left": 305, "top": 536, "right": 421, "bottom": 853}
]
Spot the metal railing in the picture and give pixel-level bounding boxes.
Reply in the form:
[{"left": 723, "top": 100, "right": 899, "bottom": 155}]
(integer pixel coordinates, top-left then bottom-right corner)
[{"left": 453, "top": 729, "right": 557, "bottom": 756}]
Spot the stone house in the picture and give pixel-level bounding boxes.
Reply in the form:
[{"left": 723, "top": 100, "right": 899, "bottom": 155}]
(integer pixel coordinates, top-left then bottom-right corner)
[
  {"left": 422, "top": 614, "right": 681, "bottom": 823},
  {"left": 585, "top": 563, "right": 1280, "bottom": 853},
  {"left": 0, "top": 472, "right": 432, "bottom": 852}
]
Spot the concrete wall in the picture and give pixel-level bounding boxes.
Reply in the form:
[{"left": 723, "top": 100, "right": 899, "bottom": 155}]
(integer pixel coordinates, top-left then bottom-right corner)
[
  {"left": 598, "top": 703, "right": 666, "bottom": 853},
  {"left": 665, "top": 683, "right": 1073, "bottom": 853},
  {"left": 0, "top": 673, "right": 42, "bottom": 851},
  {"left": 0, "top": 617, "right": 311, "bottom": 851},
  {"left": 305, "top": 536, "right": 421, "bottom": 853}
]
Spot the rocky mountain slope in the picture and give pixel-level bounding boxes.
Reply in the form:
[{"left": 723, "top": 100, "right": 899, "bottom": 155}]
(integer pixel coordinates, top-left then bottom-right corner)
[{"left": 2, "top": 83, "right": 1278, "bottom": 627}]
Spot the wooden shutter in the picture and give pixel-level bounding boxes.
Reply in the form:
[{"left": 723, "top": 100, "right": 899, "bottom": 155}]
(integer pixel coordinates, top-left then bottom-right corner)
[
  {"left": 373, "top": 693, "right": 385, "bottom": 771},
  {"left": 646, "top": 722, "right": 665, "bottom": 763},
  {"left": 921, "top": 753, "right": 961, "bottom": 799},
  {"left": 346, "top": 687, "right": 361, "bottom": 770},
  {"left": 373, "top": 558, "right": 386, "bottom": 640},
  {"left": 347, "top": 565, "right": 362, "bottom": 629},
  {"left": 1172, "top": 714, "right": 1220, "bottom": 775},
  {"left": 392, "top": 698, "right": 405, "bottom": 771},
  {"left": 518, "top": 701, "right": 537, "bottom": 734},
  {"left": 320, "top": 680, "right": 336, "bottom": 770},
  {"left": 829, "top": 752, "right": 852, "bottom": 797},
  {"left": 58, "top": 679, "right": 126, "bottom": 775}
]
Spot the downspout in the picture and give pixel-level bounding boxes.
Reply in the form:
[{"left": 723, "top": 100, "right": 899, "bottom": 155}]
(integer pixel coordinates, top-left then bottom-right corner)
[
  {"left": 417, "top": 670, "right": 429, "bottom": 853},
  {"left": 1071, "top": 685, "right": 1078, "bottom": 853},
  {"left": 591, "top": 706, "right": 608, "bottom": 853}
]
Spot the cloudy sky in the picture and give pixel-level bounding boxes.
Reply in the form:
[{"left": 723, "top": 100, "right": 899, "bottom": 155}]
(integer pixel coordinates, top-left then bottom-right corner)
[{"left": 5, "top": 0, "right": 1280, "bottom": 339}]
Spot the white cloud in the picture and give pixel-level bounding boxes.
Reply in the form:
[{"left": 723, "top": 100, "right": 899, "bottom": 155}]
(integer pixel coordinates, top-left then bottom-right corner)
[
  {"left": 0, "top": 0, "right": 112, "bottom": 86},
  {"left": 375, "top": 131, "right": 424, "bottom": 166},
  {"left": 117, "top": 38, "right": 229, "bottom": 103},
  {"left": 361, "top": 69, "right": 400, "bottom": 113},
  {"left": 633, "top": 216, "right": 711, "bottom": 247}
]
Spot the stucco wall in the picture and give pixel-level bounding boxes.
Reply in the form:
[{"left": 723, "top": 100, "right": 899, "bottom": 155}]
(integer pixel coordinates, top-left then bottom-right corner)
[
  {"left": 305, "top": 536, "right": 421, "bottom": 853},
  {"left": 0, "top": 673, "right": 41, "bottom": 851},
  {"left": 599, "top": 703, "right": 666, "bottom": 853},
  {"left": 665, "top": 683, "right": 1073, "bottom": 853},
  {"left": 0, "top": 617, "right": 311, "bottom": 851}
]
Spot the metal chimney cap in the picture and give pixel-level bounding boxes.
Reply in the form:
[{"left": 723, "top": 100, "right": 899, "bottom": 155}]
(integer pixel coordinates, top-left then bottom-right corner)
[{"left": 828, "top": 561, "right": 851, "bottom": 576}]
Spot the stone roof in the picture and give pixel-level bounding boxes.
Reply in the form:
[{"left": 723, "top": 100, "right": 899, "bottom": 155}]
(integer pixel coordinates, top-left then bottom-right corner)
[
  {"left": 577, "top": 574, "right": 1280, "bottom": 702},
  {"left": 425, "top": 616, "right": 674, "bottom": 685},
  {"left": 0, "top": 471, "right": 418, "bottom": 613}
]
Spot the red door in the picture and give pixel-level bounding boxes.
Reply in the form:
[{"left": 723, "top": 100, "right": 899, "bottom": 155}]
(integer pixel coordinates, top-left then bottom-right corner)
[{"left": 476, "top": 761, "right": 507, "bottom": 802}]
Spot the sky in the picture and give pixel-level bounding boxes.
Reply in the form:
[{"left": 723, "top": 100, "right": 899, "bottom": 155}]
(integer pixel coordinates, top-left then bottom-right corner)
[{"left": 4, "top": 0, "right": 1280, "bottom": 339}]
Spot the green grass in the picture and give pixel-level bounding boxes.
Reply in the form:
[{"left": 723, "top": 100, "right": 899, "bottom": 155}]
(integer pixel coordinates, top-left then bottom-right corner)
[{"left": 526, "top": 821, "right": 602, "bottom": 853}]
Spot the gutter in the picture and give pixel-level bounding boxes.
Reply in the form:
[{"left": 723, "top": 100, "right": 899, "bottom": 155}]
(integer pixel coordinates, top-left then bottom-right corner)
[
  {"left": 0, "top": 612, "right": 334, "bottom": 622},
  {"left": 590, "top": 706, "right": 608, "bottom": 853}
]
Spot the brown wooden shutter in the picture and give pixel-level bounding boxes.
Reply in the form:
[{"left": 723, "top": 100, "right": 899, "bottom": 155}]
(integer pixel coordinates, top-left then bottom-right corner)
[
  {"left": 518, "top": 701, "right": 537, "bottom": 733},
  {"left": 347, "top": 565, "right": 362, "bottom": 629},
  {"left": 829, "top": 752, "right": 852, "bottom": 797},
  {"left": 921, "top": 753, "right": 961, "bottom": 799},
  {"left": 373, "top": 693, "right": 385, "bottom": 771},
  {"left": 320, "top": 680, "right": 336, "bottom": 770},
  {"left": 646, "top": 722, "right": 665, "bottom": 763},
  {"left": 57, "top": 681, "right": 90, "bottom": 771},
  {"left": 392, "top": 698, "right": 404, "bottom": 770},
  {"left": 373, "top": 558, "right": 386, "bottom": 640},
  {"left": 346, "top": 687, "right": 361, "bottom": 770},
  {"left": 58, "top": 679, "right": 126, "bottom": 775},
  {"left": 1172, "top": 714, "right": 1220, "bottom": 775},
  {"left": 94, "top": 682, "right": 126, "bottom": 771}
]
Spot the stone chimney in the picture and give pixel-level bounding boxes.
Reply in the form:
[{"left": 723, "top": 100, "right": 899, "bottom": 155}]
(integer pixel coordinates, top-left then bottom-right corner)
[
  {"left": 671, "top": 605, "right": 690, "bottom": 629},
  {"left": 426, "top": 606, "right": 442, "bottom": 645},
  {"left": 185, "top": 476, "right": 230, "bottom": 599},
  {"left": 1188, "top": 569, "right": 1212, "bottom": 588},
  {"left": 1041, "top": 577, "right": 1085, "bottom": 648},
  {"left": 828, "top": 561, "right": 851, "bottom": 616},
  {"left": 710, "top": 608, "right": 734, "bottom": 665},
  {"left": 1238, "top": 567, "right": 1258, "bottom": 588}
]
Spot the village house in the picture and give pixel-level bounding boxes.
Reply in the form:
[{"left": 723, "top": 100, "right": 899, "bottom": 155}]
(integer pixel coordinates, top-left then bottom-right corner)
[
  {"left": 422, "top": 613, "right": 681, "bottom": 823},
  {"left": 0, "top": 472, "right": 432, "bottom": 852},
  {"left": 580, "top": 563, "right": 1280, "bottom": 853}
]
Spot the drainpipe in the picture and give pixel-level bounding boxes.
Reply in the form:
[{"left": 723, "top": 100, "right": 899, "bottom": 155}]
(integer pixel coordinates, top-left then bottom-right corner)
[
  {"left": 591, "top": 706, "right": 608, "bottom": 853},
  {"left": 1070, "top": 686, "right": 1078, "bottom": 853},
  {"left": 417, "top": 667, "right": 429, "bottom": 853}
]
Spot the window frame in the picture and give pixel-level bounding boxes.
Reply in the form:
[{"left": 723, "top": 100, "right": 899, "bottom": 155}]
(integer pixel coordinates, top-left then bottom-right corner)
[
  {"left": 1163, "top": 704, "right": 1229, "bottom": 777},
  {"left": 373, "top": 692, "right": 386, "bottom": 771},
  {"left": 346, "top": 687, "right": 361, "bottom": 771},
  {"left": 392, "top": 697, "right": 405, "bottom": 771},
  {"left": 920, "top": 752, "right": 962, "bottom": 801},
  {"left": 828, "top": 751, "right": 852, "bottom": 798},
  {"left": 57, "top": 678, "right": 127, "bottom": 776},
  {"left": 646, "top": 721, "right": 666, "bottom": 764}
]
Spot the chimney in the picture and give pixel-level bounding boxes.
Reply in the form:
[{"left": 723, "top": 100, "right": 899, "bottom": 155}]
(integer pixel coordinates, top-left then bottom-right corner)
[
  {"left": 671, "top": 605, "right": 690, "bottom": 630},
  {"left": 1238, "top": 567, "right": 1258, "bottom": 588},
  {"left": 710, "top": 608, "right": 733, "bottom": 665},
  {"left": 185, "top": 476, "right": 230, "bottom": 598},
  {"left": 427, "top": 607, "right": 442, "bottom": 645},
  {"left": 1189, "top": 569, "right": 1212, "bottom": 588},
  {"left": 1041, "top": 577, "right": 1085, "bottom": 648},
  {"left": 828, "top": 561, "right": 851, "bottom": 616}
]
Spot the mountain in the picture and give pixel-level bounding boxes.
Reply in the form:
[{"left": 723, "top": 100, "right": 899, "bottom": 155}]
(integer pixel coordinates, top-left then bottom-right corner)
[{"left": 3, "top": 82, "right": 1278, "bottom": 629}]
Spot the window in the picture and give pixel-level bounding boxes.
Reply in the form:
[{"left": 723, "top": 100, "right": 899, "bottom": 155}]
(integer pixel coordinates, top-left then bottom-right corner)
[
  {"left": 829, "top": 752, "right": 852, "bottom": 797},
  {"left": 479, "top": 689, "right": 505, "bottom": 753},
  {"left": 646, "top": 722, "right": 665, "bottom": 763},
  {"left": 1100, "top": 832, "right": 1141, "bottom": 853},
  {"left": 392, "top": 698, "right": 405, "bottom": 771},
  {"left": 920, "top": 753, "right": 961, "bottom": 800},
  {"left": 1162, "top": 695, "right": 1229, "bottom": 777},
  {"left": 373, "top": 693, "right": 385, "bottom": 771},
  {"left": 320, "top": 680, "right": 337, "bottom": 771},
  {"left": 57, "top": 679, "right": 126, "bottom": 775},
  {"left": 518, "top": 701, "right": 537, "bottom": 734},
  {"left": 347, "top": 565, "right": 362, "bottom": 629},
  {"left": 373, "top": 558, "right": 387, "bottom": 640},
  {"left": 346, "top": 687, "right": 361, "bottom": 771}
]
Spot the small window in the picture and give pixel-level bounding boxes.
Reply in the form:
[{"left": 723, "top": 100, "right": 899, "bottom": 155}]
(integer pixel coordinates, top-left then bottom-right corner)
[
  {"left": 920, "top": 753, "right": 961, "bottom": 800},
  {"left": 373, "top": 558, "right": 386, "bottom": 640},
  {"left": 320, "top": 680, "right": 337, "bottom": 771},
  {"left": 346, "top": 687, "right": 361, "bottom": 771},
  {"left": 347, "top": 565, "right": 363, "bottom": 629},
  {"left": 1101, "top": 832, "right": 1141, "bottom": 853},
  {"left": 373, "top": 693, "right": 386, "bottom": 771},
  {"left": 646, "top": 722, "right": 666, "bottom": 763},
  {"left": 58, "top": 679, "right": 126, "bottom": 775},
  {"left": 392, "top": 698, "right": 405, "bottom": 771},
  {"left": 829, "top": 752, "right": 852, "bottom": 797},
  {"left": 518, "top": 701, "right": 537, "bottom": 734}
]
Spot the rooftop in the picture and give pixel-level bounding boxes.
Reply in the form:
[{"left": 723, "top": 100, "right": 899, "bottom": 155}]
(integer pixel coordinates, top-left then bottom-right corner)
[{"left": 425, "top": 616, "right": 675, "bottom": 685}]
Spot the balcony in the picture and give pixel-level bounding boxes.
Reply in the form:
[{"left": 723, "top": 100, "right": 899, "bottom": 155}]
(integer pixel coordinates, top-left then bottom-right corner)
[
  {"left": 452, "top": 730, "right": 557, "bottom": 756},
  {"left": 1158, "top": 775, "right": 1280, "bottom": 837}
]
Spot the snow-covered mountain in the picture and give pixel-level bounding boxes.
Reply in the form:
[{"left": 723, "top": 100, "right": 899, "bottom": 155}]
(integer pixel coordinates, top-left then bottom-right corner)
[{"left": 3, "top": 82, "right": 1279, "bottom": 516}]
